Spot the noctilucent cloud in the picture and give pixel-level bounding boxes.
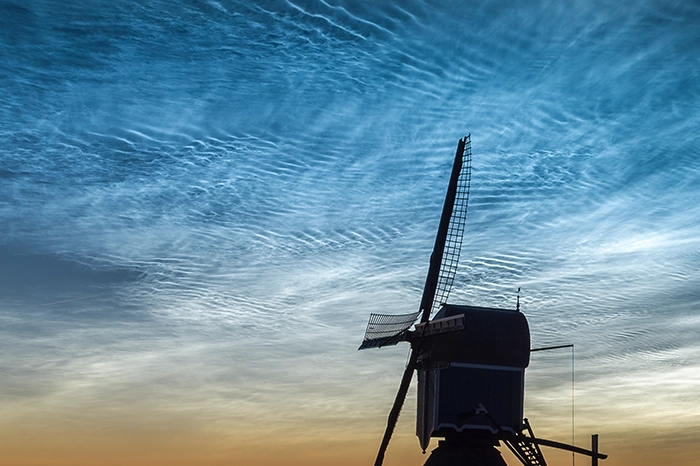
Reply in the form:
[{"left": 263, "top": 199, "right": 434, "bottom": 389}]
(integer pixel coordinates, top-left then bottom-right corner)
[{"left": 1, "top": 1, "right": 698, "bottom": 465}]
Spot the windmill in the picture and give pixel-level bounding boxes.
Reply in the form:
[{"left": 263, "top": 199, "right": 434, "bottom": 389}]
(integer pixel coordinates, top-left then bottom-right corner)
[{"left": 359, "top": 135, "right": 607, "bottom": 466}]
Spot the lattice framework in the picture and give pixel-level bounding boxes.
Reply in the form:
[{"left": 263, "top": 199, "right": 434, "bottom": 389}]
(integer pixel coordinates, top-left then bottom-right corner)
[
  {"left": 431, "top": 135, "right": 472, "bottom": 315},
  {"left": 361, "top": 311, "right": 421, "bottom": 342}
]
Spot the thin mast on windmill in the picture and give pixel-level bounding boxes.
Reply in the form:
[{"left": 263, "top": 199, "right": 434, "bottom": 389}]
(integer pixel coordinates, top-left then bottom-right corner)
[{"left": 359, "top": 135, "right": 608, "bottom": 466}]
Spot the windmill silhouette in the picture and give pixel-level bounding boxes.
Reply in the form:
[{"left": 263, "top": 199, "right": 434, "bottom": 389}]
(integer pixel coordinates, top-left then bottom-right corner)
[{"left": 359, "top": 135, "right": 607, "bottom": 466}]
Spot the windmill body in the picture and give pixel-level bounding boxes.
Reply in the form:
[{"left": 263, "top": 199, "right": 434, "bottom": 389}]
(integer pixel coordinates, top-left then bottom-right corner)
[{"left": 416, "top": 304, "right": 530, "bottom": 451}]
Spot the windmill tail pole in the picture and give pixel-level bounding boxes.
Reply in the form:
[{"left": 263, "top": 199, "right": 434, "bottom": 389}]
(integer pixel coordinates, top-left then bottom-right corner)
[
  {"left": 373, "top": 347, "right": 421, "bottom": 466},
  {"left": 592, "top": 434, "right": 599, "bottom": 466}
]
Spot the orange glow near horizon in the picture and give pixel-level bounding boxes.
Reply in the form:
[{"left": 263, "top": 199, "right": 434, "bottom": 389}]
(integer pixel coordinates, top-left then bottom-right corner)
[{"left": 1, "top": 417, "right": 698, "bottom": 466}]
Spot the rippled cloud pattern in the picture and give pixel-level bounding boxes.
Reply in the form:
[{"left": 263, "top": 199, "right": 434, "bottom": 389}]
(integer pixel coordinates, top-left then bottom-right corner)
[{"left": 0, "top": 1, "right": 699, "bottom": 465}]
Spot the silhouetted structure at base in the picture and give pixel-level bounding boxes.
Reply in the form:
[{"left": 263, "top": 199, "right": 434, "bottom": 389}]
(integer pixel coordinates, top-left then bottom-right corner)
[{"left": 423, "top": 433, "right": 507, "bottom": 466}]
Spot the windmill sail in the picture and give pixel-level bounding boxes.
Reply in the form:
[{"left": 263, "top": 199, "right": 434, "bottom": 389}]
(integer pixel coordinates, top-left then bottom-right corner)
[
  {"left": 359, "top": 311, "right": 421, "bottom": 350},
  {"left": 418, "top": 135, "right": 472, "bottom": 323},
  {"left": 431, "top": 135, "right": 472, "bottom": 315},
  {"left": 372, "top": 135, "right": 473, "bottom": 466}
]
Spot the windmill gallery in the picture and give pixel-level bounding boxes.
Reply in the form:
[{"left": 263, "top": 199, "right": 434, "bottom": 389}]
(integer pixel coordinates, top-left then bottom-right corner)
[{"left": 358, "top": 136, "right": 607, "bottom": 466}]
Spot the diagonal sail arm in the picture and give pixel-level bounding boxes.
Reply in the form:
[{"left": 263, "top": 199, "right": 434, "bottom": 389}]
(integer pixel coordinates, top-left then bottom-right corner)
[
  {"left": 418, "top": 135, "right": 472, "bottom": 322},
  {"left": 373, "top": 347, "right": 421, "bottom": 466},
  {"left": 372, "top": 136, "right": 473, "bottom": 466}
]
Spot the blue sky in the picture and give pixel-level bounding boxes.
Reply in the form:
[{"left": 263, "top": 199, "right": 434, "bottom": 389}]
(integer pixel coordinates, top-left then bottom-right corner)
[{"left": 1, "top": 1, "right": 699, "bottom": 465}]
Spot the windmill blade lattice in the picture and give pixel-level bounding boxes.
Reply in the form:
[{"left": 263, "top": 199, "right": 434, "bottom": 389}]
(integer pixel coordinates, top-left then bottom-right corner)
[
  {"left": 430, "top": 135, "right": 472, "bottom": 315},
  {"left": 359, "top": 311, "right": 421, "bottom": 350}
]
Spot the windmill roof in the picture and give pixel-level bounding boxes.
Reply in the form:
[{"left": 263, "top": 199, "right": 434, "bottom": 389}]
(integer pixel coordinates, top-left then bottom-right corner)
[{"left": 424, "top": 304, "right": 531, "bottom": 368}]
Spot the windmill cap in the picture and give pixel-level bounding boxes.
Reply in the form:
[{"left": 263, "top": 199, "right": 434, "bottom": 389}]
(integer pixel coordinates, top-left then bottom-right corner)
[{"left": 424, "top": 304, "right": 531, "bottom": 368}]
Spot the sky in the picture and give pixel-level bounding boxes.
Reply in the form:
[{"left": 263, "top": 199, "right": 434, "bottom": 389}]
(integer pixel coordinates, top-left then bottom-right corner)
[{"left": 0, "top": 0, "right": 699, "bottom": 465}]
